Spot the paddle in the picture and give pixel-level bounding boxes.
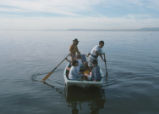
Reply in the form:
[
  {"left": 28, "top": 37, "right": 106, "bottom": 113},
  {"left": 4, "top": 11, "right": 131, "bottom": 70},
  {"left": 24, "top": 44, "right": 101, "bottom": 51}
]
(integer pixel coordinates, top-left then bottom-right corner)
[
  {"left": 103, "top": 53, "right": 108, "bottom": 80},
  {"left": 42, "top": 54, "right": 70, "bottom": 82}
]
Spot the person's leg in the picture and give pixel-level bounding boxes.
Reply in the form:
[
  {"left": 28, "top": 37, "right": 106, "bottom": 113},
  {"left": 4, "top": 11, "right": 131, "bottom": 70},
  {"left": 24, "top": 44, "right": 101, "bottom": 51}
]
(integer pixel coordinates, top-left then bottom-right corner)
[{"left": 71, "top": 54, "right": 76, "bottom": 61}]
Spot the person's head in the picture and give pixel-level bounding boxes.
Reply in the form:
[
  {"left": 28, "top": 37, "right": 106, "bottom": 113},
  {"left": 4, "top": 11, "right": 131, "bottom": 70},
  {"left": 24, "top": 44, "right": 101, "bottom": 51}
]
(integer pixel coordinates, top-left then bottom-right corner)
[
  {"left": 72, "top": 60, "right": 78, "bottom": 66},
  {"left": 92, "top": 60, "right": 98, "bottom": 67},
  {"left": 73, "top": 38, "right": 79, "bottom": 45},
  {"left": 99, "top": 40, "right": 104, "bottom": 48}
]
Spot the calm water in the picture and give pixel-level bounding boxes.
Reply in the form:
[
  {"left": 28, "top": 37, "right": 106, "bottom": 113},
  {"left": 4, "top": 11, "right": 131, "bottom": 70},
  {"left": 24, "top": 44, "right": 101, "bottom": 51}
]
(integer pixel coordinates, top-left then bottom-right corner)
[{"left": 0, "top": 31, "right": 159, "bottom": 114}]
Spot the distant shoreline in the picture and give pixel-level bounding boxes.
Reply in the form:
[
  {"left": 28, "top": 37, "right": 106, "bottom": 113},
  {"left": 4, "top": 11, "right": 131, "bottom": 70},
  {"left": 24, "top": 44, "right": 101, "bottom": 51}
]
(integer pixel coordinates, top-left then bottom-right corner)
[{"left": 1, "top": 27, "right": 159, "bottom": 31}]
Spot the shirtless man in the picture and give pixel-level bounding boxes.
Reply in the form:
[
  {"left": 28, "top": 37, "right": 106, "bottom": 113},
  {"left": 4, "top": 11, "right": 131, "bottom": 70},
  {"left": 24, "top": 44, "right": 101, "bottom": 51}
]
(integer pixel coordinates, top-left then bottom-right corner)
[{"left": 69, "top": 38, "right": 80, "bottom": 61}]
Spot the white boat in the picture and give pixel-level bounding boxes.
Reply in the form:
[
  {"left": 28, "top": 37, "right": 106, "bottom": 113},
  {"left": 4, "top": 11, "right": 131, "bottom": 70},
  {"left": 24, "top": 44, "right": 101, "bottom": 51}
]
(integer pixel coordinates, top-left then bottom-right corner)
[{"left": 64, "top": 64, "right": 105, "bottom": 88}]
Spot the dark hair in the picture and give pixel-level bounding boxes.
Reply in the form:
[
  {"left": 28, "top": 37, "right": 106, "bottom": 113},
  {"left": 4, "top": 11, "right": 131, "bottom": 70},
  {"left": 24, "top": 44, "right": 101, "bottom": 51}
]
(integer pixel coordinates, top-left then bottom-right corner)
[
  {"left": 73, "top": 38, "right": 79, "bottom": 42},
  {"left": 72, "top": 60, "right": 78, "bottom": 66},
  {"left": 99, "top": 40, "right": 104, "bottom": 45},
  {"left": 92, "top": 60, "right": 97, "bottom": 65}
]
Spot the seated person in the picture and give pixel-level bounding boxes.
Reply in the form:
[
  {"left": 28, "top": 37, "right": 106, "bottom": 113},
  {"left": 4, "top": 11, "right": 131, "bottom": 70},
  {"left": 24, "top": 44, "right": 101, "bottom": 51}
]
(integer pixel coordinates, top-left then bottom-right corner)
[
  {"left": 83, "top": 62, "right": 90, "bottom": 74},
  {"left": 69, "top": 60, "right": 82, "bottom": 80},
  {"left": 65, "top": 55, "right": 83, "bottom": 78},
  {"left": 76, "top": 62, "right": 92, "bottom": 81},
  {"left": 90, "top": 60, "right": 101, "bottom": 81},
  {"left": 83, "top": 62, "right": 92, "bottom": 80},
  {"left": 79, "top": 66, "right": 88, "bottom": 80}
]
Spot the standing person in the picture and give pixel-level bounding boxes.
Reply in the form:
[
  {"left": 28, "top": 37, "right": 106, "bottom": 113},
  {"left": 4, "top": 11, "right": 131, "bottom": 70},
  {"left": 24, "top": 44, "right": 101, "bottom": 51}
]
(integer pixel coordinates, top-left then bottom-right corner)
[
  {"left": 88, "top": 40, "right": 105, "bottom": 68},
  {"left": 69, "top": 38, "right": 80, "bottom": 61}
]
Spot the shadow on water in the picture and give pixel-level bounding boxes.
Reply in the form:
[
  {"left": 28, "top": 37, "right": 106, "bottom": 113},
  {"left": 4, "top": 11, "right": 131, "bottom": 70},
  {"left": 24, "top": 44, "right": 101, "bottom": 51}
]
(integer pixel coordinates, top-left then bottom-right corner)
[
  {"left": 65, "top": 86, "right": 106, "bottom": 114},
  {"left": 31, "top": 72, "right": 65, "bottom": 95},
  {"left": 43, "top": 81, "right": 64, "bottom": 95}
]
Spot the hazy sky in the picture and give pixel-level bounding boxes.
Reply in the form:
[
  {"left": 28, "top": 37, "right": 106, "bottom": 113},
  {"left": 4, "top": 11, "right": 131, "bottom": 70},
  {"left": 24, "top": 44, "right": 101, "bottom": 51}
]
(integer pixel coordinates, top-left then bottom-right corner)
[{"left": 0, "top": 0, "right": 159, "bottom": 30}]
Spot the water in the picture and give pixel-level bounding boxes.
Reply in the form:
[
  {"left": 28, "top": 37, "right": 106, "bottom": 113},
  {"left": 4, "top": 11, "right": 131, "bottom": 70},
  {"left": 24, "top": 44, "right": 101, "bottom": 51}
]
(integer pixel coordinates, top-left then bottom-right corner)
[{"left": 0, "top": 31, "right": 159, "bottom": 114}]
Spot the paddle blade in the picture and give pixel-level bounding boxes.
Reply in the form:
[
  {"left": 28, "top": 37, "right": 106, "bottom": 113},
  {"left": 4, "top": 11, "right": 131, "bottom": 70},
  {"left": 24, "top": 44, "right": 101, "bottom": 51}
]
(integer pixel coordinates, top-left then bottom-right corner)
[
  {"left": 41, "top": 53, "right": 69, "bottom": 82},
  {"left": 42, "top": 72, "right": 53, "bottom": 82}
]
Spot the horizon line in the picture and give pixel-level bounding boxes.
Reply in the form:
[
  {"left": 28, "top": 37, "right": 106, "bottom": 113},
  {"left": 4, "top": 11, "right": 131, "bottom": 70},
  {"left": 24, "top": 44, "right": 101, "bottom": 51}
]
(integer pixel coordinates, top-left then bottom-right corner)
[{"left": 1, "top": 28, "right": 159, "bottom": 31}]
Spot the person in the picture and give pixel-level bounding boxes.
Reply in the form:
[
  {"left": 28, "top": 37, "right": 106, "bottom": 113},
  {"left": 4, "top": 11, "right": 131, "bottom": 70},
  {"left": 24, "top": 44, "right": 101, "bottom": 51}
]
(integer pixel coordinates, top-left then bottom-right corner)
[
  {"left": 69, "top": 60, "right": 82, "bottom": 80},
  {"left": 83, "top": 62, "right": 91, "bottom": 75},
  {"left": 83, "top": 62, "right": 92, "bottom": 80},
  {"left": 88, "top": 40, "right": 105, "bottom": 68},
  {"left": 76, "top": 54, "right": 83, "bottom": 67},
  {"left": 79, "top": 66, "right": 88, "bottom": 80},
  {"left": 69, "top": 38, "right": 80, "bottom": 61},
  {"left": 90, "top": 60, "right": 101, "bottom": 81}
]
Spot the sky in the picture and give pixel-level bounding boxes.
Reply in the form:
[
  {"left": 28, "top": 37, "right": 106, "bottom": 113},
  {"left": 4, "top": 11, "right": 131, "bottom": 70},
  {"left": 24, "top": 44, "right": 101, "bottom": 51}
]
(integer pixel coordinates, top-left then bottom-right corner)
[{"left": 0, "top": 0, "right": 159, "bottom": 30}]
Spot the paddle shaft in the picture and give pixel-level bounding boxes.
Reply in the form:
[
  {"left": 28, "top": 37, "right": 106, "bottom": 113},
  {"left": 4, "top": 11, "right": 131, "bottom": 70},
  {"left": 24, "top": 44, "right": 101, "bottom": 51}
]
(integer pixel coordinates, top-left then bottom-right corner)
[
  {"left": 42, "top": 54, "right": 70, "bottom": 81},
  {"left": 104, "top": 53, "right": 108, "bottom": 78}
]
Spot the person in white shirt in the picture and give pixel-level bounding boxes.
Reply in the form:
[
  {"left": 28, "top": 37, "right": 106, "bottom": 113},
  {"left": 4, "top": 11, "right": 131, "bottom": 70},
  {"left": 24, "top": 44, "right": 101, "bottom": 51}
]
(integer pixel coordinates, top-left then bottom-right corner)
[
  {"left": 69, "top": 60, "right": 82, "bottom": 80},
  {"left": 88, "top": 41, "right": 106, "bottom": 68}
]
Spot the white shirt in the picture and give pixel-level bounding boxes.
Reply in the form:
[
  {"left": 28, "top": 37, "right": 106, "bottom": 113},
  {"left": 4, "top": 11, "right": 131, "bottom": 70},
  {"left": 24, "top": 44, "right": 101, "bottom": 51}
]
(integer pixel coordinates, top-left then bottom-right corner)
[
  {"left": 90, "top": 45, "right": 103, "bottom": 59},
  {"left": 69, "top": 66, "right": 81, "bottom": 80}
]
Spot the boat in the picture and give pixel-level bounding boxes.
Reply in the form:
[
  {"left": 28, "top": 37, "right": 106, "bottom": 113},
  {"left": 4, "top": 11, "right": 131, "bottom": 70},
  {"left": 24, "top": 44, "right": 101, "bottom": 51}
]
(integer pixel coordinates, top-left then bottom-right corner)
[{"left": 64, "top": 64, "right": 105, "bottom": 88}]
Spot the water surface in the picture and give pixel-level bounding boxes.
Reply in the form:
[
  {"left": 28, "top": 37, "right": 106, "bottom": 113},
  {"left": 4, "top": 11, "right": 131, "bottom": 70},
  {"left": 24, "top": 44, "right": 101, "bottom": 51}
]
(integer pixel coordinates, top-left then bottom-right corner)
[{"left": 0, "top": 31, "right": 159, "bottom": 114}]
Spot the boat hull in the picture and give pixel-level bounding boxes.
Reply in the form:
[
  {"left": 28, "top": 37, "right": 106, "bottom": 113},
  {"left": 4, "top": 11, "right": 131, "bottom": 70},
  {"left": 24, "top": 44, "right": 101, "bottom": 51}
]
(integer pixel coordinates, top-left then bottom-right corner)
[{"left": 64, "top": 65, "right": 105, "bottom": 88}]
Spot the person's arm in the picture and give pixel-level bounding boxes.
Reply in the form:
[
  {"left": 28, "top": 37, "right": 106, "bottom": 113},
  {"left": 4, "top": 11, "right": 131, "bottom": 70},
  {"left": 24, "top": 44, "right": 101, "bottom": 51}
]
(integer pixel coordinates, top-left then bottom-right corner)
[
  {"left": 100, "top": 54, "right": 106, "bottom": 62},
  {"left": 99, "top": 48, "right": 105, "bottom": 62},
  {"left": 96, "top": 49, "right": 105, "bottom": 62},
  {"left": 76, "top": 46, "right": 80, "bottom": 54}
]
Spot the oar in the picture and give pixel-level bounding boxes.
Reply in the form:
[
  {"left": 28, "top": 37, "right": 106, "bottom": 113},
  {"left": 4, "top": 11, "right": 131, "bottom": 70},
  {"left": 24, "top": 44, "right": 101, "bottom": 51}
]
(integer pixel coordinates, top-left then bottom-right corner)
[
  {"left": 104, "top": 53, "right": 108, "bottom": 80},
  {"left": 42, "top": 54, "right": 70, "bottom": 82}
]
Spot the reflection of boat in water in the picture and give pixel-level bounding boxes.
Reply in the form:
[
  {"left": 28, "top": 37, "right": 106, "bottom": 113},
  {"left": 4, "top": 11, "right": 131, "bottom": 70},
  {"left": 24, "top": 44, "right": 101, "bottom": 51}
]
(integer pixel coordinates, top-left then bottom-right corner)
[
  {"left": 64, "top": 64, "right": 105, "bottom": 88},
  {"left": 65, "top": 86, "right": 106, "bottom": 114}
]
